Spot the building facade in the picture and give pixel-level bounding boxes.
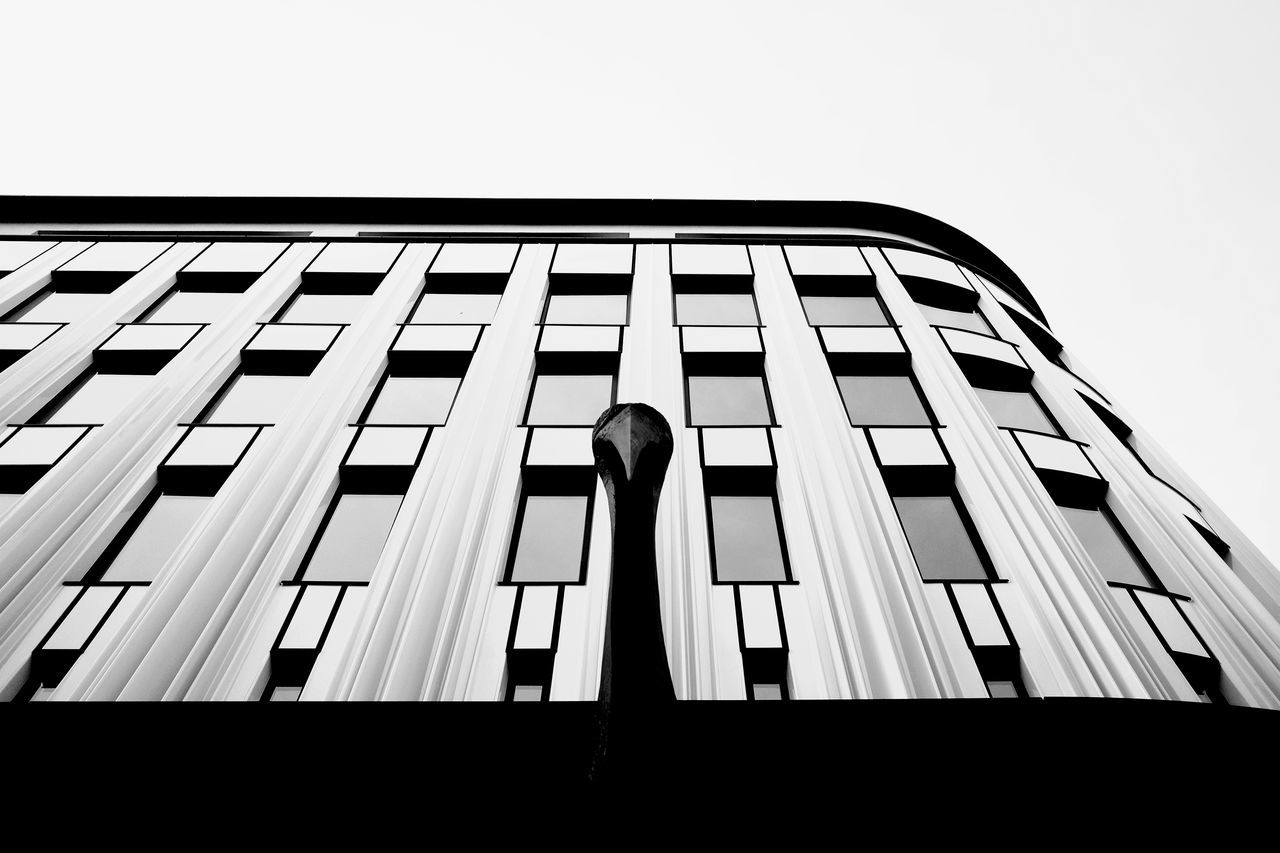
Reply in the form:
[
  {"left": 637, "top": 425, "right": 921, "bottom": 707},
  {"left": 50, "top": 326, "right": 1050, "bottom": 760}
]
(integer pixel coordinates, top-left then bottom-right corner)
[{"left": 0, "top": 198, "right": 1277, "bottom": 710}]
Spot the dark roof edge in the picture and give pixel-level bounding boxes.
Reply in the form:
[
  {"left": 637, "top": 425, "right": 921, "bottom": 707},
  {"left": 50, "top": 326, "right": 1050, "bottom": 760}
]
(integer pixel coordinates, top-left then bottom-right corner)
[{"left": 0, "top": 196, "right": 1044, "bottom": 321}]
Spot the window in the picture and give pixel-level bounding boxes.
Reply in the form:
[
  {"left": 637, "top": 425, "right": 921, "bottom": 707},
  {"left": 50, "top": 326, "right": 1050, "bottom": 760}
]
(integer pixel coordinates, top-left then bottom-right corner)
[
  {"left": 296, "top": 493, "right": 403, "bottom": 583},
  {"left": 3, "top": 289, "right": 110, "bottom": 324},
  {"left": 364, "top": 375, "right": 461, "bottom": 426},
  {"left": 141, "top": 289, "right": 240, "bottom": 324},
  {"left": 544, "top": 293, "right": 629, "bottom": 325},
  {"left": 707, "top": 493, "right": 789, "bottom": 582},
  {"left": 674, "top": 293, "right": 758, "bottom": 326},
  {"left": 202, "top": 372, "right": 308, "bottom": 425},
  {"left": 505, "top": 478, "right": 595, "bottom": 585},
  {"left": 687, "top": 374, "right": 773, "bottom": 426},
  {"left": 835, "top": 374, "right": 933, "bottom": 426},
  {"left": 800, "top": 295, "right": 888, "bottom": 327},
  {"left": 1060, "top": 505, "right": 1159, "bottom": 589},
  {"left": 277, "top": 293, "right": 369, "bottom": 324},
  {"left": 974, "top": 387, "right": 1059, "bottom": 434},
  {"left": 892, "top": 494, "right": 993, "bottom": 581},
  {"left": 88, "top": 491, "right": 211, "bottom": 583},
  {"left": 524, "top": 373, "right": 614, "bottom": 426},
  {"left": 917, "top": 303, "right": 992, "bottom": 335},
  {"left": 411, "top": 293, "right": 502, "bottom": 324},
  {"left": 36, "top": 370, "right": 153, "bottom": 425}
]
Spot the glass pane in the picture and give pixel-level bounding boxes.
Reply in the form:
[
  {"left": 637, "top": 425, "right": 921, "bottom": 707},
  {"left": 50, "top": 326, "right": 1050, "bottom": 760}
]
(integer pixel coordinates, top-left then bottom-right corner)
[
  {"left": 526, "top": 374, "right": 613, "bottom": 425},
  {"left": 918, "top": 303, "right": 992, "bottom": 335},
  {"left": 974, "top": 388, "right": 1057, "bottom": 433},
  {"left": 1060, "top": 507, "right": 1154, "bottom": 587},
  {"left": 752, "top": 684, "right": 784, "bottom": 700},
  {"left": 412, "top": 293, "right": 501, "bottom": 324},
  {"left": 206, "top": 374, "right": 308, "bottom": 424},
  {"left": 892, "top": 495, "right": 989, "bottom": 580},
  {"left": 146, "top": 291, "right": 240, "bottom": 324},
  {"left": 836, "top": 375, "right": 931, "bottom": 426},
  {"left": 544, "top": 294, "right": 628, "bottom": 325},
  {"left": 268, "top": 685, "right": 302, "bottom": 702},
  {"left": 302, "top": 494, "right": 403, "bottom": 582},
  {"left": 674, "top": 293, "right": 757, "bottom": 326},
  {"left": 100, "top": 494, "right": 212, "bottom": 582},
  {"left": 280, "top": 294, "right": 368, "bottom": 324},
  {"left": 510, "top": 495, "right": 589, "bottom": 583},
  {"left": 366, "top": 376, "right": 460, "bottom": 425},
  {"left": 45, "top": 373, "right": 152, "bottom": 425},
  {"left": 709, "top": 495, "right": 787, "bottom": 582},
  {"left": 10, "top": 291, "right": 108, "bottom": 324},
  {"left": 512, "top": 685, "right": 544, "bottom": 701},
  {"left": 688, "top": 375, "right": 772, "bottom": 426},
  {"left": 986, "top": 680, "right": 1019, "bottom": 698},
  {"left": 801, "top": 296, "right": 887, "bottom": 326}
]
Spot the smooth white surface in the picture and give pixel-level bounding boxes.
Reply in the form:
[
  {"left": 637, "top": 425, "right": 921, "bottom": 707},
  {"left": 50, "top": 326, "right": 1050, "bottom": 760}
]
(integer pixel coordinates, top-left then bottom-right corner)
[
  {"left": 345, "top": 426, "right": 429, "bottom": 466},
  {"left": 537, "top": 325, "right": 620, "bottom": 353},
  {"left": 739, "top": 584, "right": 782, "bottom": 649},
  {"left": 302, "top": 494, "right": 403, "bottom": 583},
  {"left": 205, "top": 374, "right": 307, "bottom": 425},
  {"left": 145, "top": 291, "right": 240, "bottom": 324},
  {"left": 44, "top": 587, "right": 121, "bottom": 650},
  {"left": 882, "top": 248, "right": 972, "bottom": 290},
  {"left": 12, "top": 292, "right": 108, "bottom": 324},
  {"left": 46, "top": 373, "right": 152, "bottom": 424},
  {"left": 279, "top": 585, "right": 341, "bottom": 649},
  {"left": 671, "top": 243, "right": 751, "bottom": 277},
  {"left": 393, "top": 324, "right": 480, "bottom": 353},
  {"left": 0, "top": 241, "right": 54, "bottom": 271},
  {"left": 307, "top": 242, "right": 402, "bottom": 274},
  {"left": 0, "top": 425, "right": 87, "bottom": 466},
  {"left": 525, "top": 427, "right": 593, "bottom": 467},
  {"left": 184, "top": 242, "right": 283, "bottom": 273},
  {"left": 58, "top": 242, "right": 168, "bottom": 272},
  {"left": 280, "top": 294, "right": 369, "bottom": 324},
  {"left": 99, "top": 495, "right": 210, "bottom": 582},
  {"left": 100, "top": 323, "right": 200, "bottom": 351},
  {"left": 701, "top": 427, "right": 772, "bottom": 467},
  {"left": 867, "top": 427, "right": 948, "bottom": 468},
  {"left": 1137, "top": 591, "right": 1209, "bottom": 658},
  {"left": 165, "top": 426, "right": 257, "bottom": 467},
  {"left": 1016, "top": 431, "right": 1099, "bottom": 478},
  {"left": 952, "top": 584, "right": 1010, "bottom": 647},
  {"left": 681, "top": 326, "right": 761, "bottom": 354},
  {"left": 0, "top": 323, "right": 60, "bottom": 350},
  {"left": 429, "top": 242, "right": 519, "bottom": 275},
  {"left": 819, "top": 326, "right": 903, "bottom": 354},
  {"left": 513, "top": 585, "right": 558, "bottom": 650},
  {"left": 784, "top": 245, "right": 872, "bottom": 279},
  {"left": 551, "top": 243, "right": 632, "bottom": 276},
  {"left": 940, "top": 327, "right": 1022, "bottom": 367}
]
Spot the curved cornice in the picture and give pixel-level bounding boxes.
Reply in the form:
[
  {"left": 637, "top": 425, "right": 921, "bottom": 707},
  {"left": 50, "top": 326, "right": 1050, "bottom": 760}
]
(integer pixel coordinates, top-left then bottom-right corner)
[{"left": 0, "top": 196, "right": 1045, "bottom": 322}]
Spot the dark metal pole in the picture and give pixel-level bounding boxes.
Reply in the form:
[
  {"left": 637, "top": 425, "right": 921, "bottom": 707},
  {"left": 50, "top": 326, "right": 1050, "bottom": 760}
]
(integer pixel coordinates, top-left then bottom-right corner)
[{"left": 591, "top": 403, "right": 676, "bottom": 779}]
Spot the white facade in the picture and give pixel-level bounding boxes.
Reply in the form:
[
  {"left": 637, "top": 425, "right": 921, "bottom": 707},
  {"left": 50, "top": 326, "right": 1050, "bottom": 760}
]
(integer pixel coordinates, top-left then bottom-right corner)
[{"left": 0, "top": 203, "right": 1276, "bottom": 706}]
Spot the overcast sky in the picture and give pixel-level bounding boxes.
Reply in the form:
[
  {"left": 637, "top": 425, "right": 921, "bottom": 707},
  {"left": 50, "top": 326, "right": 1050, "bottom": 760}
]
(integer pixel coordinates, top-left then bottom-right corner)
[{"left": 3, "top": 1, "right": 1278, "bottom": 563}]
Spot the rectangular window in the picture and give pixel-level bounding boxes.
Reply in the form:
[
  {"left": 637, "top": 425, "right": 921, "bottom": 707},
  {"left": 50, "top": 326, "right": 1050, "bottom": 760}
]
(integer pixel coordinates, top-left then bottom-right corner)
[
  {"left": 543, "top": 294, "right": 629, "bottom": 326},
  {"left": 524, "top": 373, "right": 615, "bottom": 426},
  {"left": 141, "top": 290, "right": 240, "bottom": 324},
  {"left": 364, "top": 375, "right": 461, "bottom": 426},
  {"left": 687, "top": 374, "right": 773, "bottom": 426},
  {"left": 1060, "top": 505, "right": 1159, "bottom": 589},
  {"left": 277, "top": 293, "right": 368, "bottom": 324},
  {"left": 4, "top": 289, "right": 110, "bottom": 324},
  {"left": 917, "top": 303, "right": 993, "bottom": 335},
  {"left": 202, "top": 372, "right": 308, "bottom": 425},
  {"left": 297, "top": 493, "right": 403, "bottom": 583},
  {"left": 90, "top": 492, "right": 211, "bottom": 583},
  {"left": 892, "top": 494, "right": 992, "bottom": 581},
  {"left": 707, "top": 492, "right": 789, "bottom": 583},
  {"left": 38, "top": 370, "right": 153, "bottom": 425},
  {"left": 974, "top": 387, "right": 1059, "bottom": 434},
  {"left": 674, "top": 293, "right": 759, "bottom": 327},
  {"left": 800, "top": 295, "right": 888, "bottom": 327},
  {"left": 835, "top": 374, "right": 933, "bottom": 426},
  {"left": 505, "top": 479, "right": 595, "bottom": 585},
  {"left": 410, "top": 293, "right": 502, "bottom": 324}
]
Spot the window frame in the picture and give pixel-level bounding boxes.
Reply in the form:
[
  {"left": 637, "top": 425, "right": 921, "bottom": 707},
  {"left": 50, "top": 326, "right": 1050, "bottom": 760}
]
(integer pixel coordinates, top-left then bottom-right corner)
[
  {"left": 501, "top": 467, "right": 597, "bottom": 586},
  {"left": 703, "top": 469, "right": 793, "bottom": 585},
  {"left": 888, "top": 488, "right": 999, "bottom": 583}
]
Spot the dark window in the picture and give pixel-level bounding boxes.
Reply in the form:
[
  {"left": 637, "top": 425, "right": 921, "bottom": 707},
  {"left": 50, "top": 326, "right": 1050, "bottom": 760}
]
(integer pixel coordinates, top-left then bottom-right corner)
[
  {"left": 835, "top": 375, "right": 932, "bottom": 426},
  {"left": 506, "top": 488, "right": 594, "bottom": 584},
  {"left": 892, "top": 494, "right": 992, "bottom": 581},
  {"left": 708, "top": 493, "right": 789, "bottom": 583},
  {"left": 974, "top": 387, "right": 1058, "bottom": 434},
  {"left": 801, "top": 295, "right": 888, "bottom": 327},
  {"left": 90, "top": 492, "right": 211, "bottom": 583},
  {"left": 525, "top": 373, "right": 615, "bottom": 426},
  {"left": 687, "top": 374, "right": 773, "bottom": 427},
  {"left": 544, "top": 294, "right": 628, "bottom": 325},
  {"left": 298, "top": 493, "right": 403, "bottom": 583},
  {"left": 1060, "top": 505, "right": 1159, "bottom": 589}
]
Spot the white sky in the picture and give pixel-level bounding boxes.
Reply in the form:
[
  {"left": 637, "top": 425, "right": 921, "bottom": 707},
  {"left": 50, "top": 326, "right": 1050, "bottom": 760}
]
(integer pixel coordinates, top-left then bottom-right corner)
[{"left": 3, "top": 1, "right": 1278, "bottom": 563}]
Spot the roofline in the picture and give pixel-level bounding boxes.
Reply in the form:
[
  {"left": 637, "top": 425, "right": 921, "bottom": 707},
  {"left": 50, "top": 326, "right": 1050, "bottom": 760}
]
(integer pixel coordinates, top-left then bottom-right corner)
[{"left": 0, "top": 196, "right": 1045, "bottom": 321}]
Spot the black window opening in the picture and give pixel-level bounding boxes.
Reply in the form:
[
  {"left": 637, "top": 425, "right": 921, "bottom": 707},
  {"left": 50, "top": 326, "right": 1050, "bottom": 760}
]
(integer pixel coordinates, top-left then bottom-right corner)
[{"left": 1003, "top": 305, "right": 1065, "bottom": 366}]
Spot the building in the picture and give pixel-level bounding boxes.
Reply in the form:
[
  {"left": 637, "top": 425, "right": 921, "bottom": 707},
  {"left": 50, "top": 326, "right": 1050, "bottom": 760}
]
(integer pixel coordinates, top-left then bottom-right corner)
[{"left": 1, "top": 198, "right": 1277, "bottom": 779}]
